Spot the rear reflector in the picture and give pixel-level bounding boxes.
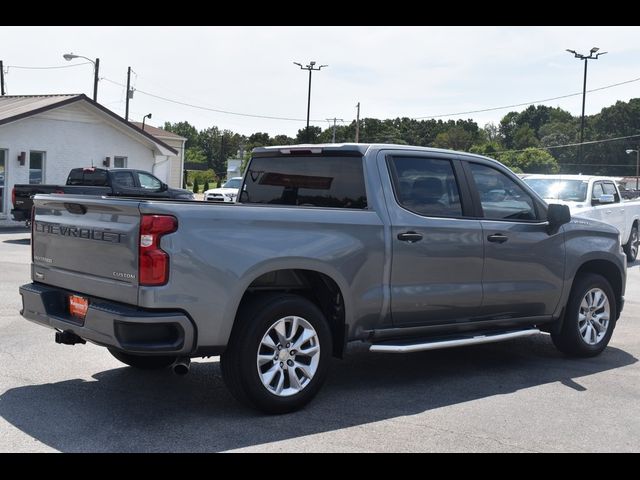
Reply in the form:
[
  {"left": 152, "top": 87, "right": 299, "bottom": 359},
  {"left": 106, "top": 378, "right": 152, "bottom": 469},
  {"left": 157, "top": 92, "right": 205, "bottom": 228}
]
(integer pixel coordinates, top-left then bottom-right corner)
[{"left": 139, "top": 215, "right": 178, "bottom": 286}]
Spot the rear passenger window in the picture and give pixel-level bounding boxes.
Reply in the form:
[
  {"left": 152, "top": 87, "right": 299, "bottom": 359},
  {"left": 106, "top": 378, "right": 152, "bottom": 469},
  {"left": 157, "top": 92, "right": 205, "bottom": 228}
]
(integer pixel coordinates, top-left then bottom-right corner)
[
  {"left": 388, "top": 156, "right": 462, "bottom": 217},
  {"left": 468, "top": 163, "right": 537, "bottom": 221},
  {"left": 243, "top": 155, "right": 367, "bottom": 209},
  {"left": 111, "top": 171, "right": 135, "bottom": 188}
]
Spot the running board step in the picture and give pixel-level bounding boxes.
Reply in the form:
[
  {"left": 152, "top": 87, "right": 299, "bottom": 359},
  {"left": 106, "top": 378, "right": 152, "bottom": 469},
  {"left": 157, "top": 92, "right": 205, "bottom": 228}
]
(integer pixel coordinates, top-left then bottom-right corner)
[{"left": 369, "top": 328, "right": 540, "bottom": 353}]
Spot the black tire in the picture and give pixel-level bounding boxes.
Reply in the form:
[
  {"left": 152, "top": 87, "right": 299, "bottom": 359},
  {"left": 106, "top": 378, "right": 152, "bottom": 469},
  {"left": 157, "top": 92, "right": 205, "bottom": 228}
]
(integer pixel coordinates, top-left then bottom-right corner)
[
  {"left": 623, "top": 224, "right": 638, "bottom": 262},
  {"left": 220, "top": 293, "right": 332, "bottom": 414},
  {"left": 551, "top": 273, "right": 617, "bottom": 357},
  {"left": 108, "top": 349, "right": 177, "bottom": 370}
]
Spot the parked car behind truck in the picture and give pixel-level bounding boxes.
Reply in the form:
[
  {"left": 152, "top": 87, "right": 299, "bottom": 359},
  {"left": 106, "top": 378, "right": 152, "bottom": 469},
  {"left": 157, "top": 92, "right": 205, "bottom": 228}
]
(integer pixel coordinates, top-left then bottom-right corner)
[
  {"left": 524, "top": 174, "right": 640, "bottom": 262},
  {"left": 20, "top": 144, "right": 626, "bottom": 413},
  {"left": 11, "top": 167, "right": 194, "bottom": 225}
]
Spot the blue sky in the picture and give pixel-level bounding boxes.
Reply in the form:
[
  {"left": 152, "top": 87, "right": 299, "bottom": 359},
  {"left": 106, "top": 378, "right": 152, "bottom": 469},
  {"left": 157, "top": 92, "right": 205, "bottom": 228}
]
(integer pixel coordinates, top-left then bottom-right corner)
[{"left": 1, "top": 26, "right": 639, "bottom": 137}]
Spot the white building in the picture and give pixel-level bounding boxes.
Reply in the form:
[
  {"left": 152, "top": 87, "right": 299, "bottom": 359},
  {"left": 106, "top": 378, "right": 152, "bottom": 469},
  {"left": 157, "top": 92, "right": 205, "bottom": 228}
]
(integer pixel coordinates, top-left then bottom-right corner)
[{"left": 0, "top": 94, "right": 186, "bottom": 222}]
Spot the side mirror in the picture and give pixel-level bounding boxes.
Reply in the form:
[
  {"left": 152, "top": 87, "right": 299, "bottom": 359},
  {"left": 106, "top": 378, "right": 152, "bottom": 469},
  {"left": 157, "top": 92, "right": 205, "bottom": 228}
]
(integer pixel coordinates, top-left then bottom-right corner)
[
  {"left": 547, "top": 203, "right": 571, "bottom": 234},
  {"left": 160, "top": 182, "right": 168, "bottom": 191},
  {"left": 597, "top": 193, "right": 615, "bottom": 204}
]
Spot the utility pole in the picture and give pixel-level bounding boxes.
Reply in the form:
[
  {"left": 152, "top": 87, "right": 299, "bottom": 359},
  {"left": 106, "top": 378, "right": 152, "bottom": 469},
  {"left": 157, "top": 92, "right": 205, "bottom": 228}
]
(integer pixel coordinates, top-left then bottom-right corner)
[
  {"left": 326, "top": 118, "right": 344, "bottom": 143},
  {"left": 93, "top": 58, "right": 100, "bottom": 102},
  {"left": 0, "top": 61, "right": 5, "bottom": 96},
  {"left": 355, "top": 102, "right": 360, "bottom": 143},
  {"left": 125, "top": 66, "right": 132, "bottom": 121}
]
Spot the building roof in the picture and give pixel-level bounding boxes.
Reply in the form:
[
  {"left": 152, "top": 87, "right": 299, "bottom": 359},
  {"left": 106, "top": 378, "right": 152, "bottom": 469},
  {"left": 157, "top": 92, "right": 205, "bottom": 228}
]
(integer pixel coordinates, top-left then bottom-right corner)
[
  {"left": 0, "top": 94, "right": 177, "bottom": 155},
  {"left": 0, "top": 94, "right": 81, "bottom": 123},
  {"left": 130, "top": 122, "right": 186, "bottom": 141}
]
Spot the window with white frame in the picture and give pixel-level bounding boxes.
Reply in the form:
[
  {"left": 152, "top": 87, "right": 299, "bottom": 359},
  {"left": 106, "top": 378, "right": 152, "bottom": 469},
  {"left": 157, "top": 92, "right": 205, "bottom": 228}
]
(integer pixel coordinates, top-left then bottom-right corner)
[
  {"left": 114, "top": 156, "right": 127, "bottom": 168},
  {"left": 29, "top": 151, "right": 45, "bottom": 185}
]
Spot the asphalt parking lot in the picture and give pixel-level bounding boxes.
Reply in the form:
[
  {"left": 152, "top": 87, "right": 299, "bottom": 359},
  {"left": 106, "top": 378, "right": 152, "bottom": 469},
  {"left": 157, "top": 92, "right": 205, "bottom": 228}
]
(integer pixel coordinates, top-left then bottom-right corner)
[{"left": 0, "top": 226, "right": 638, "bottom": 452}]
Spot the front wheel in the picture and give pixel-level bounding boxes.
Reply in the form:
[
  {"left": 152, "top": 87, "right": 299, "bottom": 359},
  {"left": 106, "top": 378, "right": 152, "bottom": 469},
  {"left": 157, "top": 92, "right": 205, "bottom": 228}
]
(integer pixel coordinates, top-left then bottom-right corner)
[
  {"left": 551, "top": 273, "right": 617, "bottom": 357},
  {"left": 220, "top": 294, "right": 332, "bottom": 414},
  {"left": 108, "top": 349, "right": 177, "bottom": 370},
  {"left": 623, "top": 224, "right": 638, "bottom": 262}
]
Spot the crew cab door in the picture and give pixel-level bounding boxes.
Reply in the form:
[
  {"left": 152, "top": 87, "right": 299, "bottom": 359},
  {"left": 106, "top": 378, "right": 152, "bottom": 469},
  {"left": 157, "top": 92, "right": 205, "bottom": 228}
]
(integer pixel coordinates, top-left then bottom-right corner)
[
  {"left": 385, "top": 153, "right": 484, "bottom": 326},
  {"left": 463, "top": 160, "right": 565, "bottom": 319}
]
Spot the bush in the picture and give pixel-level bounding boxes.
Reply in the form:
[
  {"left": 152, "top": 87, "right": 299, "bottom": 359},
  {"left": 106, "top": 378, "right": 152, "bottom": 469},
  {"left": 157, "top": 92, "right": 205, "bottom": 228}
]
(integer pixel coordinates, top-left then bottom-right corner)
[
  {"left": 203, "top": 181, "right": 210, "bottom": 192},
  {"left": 192, "top": 178, "right": 199, "bottom": 194}
]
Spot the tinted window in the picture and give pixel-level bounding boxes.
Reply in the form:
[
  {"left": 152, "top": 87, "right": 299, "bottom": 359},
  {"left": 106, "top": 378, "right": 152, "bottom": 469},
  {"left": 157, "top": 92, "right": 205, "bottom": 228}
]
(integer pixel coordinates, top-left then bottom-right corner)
[
  {"left": 112, "top": 171, "right": 135, "bottom": 188},
  {"left": 388, "top": 156, "right": 462, "bottom": 217},
  {"left": 137, "top": 172, "right": 161, "bottom": 190},
  {"left": 29, "top": 151, "right": 45, "bottom": 185},
  {"left": 66, "top": 168, "right": 108, "bottom": 186},
  {"left": 243, "top": 156, "right": 367, "bottom": 209},
  {"left": 469, "top": 163, "right": 537, "bottom": 221}
]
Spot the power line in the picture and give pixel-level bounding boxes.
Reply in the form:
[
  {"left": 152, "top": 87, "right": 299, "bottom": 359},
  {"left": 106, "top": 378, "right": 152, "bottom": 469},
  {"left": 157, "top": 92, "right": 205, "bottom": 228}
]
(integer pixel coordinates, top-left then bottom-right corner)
[
  {"left": 102, "top": 72, "right": 640, "bottom": 128},
  {"left": 103, "top": 77, "right": 327, "bottom": 123},
  {"left": 494, "top": 133, "right": 640, "bottom": 154},
  {"left": 413, "top": 76, "right": 640, "bottom": 119},
  {"left": 6, "top": 62, "right": 93, "bottom": 70}
]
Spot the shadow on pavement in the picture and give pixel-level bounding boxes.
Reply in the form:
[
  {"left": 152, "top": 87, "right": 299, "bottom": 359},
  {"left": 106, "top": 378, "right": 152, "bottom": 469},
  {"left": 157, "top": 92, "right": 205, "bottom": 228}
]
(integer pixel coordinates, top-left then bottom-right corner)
[
  {"left": 3, "top": 238, "right": 30, "bottom": 245},
  {"left": 0, "top": 336, "right": 636, "bottom": 452}
]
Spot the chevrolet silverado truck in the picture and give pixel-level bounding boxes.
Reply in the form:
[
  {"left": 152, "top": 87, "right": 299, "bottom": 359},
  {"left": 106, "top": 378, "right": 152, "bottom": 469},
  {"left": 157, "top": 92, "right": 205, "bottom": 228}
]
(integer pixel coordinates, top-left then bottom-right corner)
[
  {"left": 524, "top": 174, "right": 640, "bottom": 262},
  {"left": 19, "top": 144, "right": 627, "bottom": 413},
  {"left": 11, "top": 167, "right": 194, "bottom": 225}
]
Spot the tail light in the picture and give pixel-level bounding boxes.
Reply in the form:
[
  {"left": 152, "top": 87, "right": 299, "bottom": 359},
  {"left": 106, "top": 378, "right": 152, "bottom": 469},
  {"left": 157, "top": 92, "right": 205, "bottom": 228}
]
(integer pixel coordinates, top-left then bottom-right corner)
[
  {"left": 138, "top": 215, "right": 177, "bottom": 286},
  {"left": 12, "top": 187, "right": 16, "bottom": 207}
]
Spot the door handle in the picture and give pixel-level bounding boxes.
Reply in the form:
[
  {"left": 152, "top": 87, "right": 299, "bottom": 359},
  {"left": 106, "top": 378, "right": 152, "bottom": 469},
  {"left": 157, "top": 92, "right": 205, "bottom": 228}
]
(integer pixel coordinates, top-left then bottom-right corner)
[
  {"left": 487, "top": 233, "right": 508, "bottom": 243},
  {"left": 606, "top": 210, "right": 612, "bottom": 214},
  {"left": 397, "top": 231, "right": 423, "bottom": 243}
]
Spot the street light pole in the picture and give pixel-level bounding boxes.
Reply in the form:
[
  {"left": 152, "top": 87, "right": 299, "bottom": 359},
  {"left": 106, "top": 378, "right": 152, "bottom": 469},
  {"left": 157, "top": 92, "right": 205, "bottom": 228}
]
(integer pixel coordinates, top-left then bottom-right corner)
[
  {"left": 63, "top": 53, "right": 100, "bottom": 102},
  {"left": 294, "top": 61, "right": 327, "bottom": 143},
  {"left": 626, "top": 148, "right": 640, "bottom": 191},
  {"left": 566, "top": 47, "right": 607, "bottom": 164},
  {"left": 142, "top": 113, "right": 152, "bottom": 131}
]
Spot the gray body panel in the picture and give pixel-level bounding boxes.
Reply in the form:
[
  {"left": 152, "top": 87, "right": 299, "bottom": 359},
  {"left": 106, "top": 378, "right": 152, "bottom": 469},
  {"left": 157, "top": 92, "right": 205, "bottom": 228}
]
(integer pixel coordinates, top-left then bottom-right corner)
[{"left": 22, "top": 143, "right": 627, "bottom": 355}]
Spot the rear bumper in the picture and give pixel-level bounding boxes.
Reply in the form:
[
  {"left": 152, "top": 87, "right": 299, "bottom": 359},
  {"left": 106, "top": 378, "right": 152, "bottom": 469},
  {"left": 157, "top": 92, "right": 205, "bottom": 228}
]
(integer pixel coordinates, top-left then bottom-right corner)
[
  {"left": 19, "top": 282, "right": 196, "bottom": 355},
  {"left": 11, "top": 208, "right": 29, "bottom": 222}
]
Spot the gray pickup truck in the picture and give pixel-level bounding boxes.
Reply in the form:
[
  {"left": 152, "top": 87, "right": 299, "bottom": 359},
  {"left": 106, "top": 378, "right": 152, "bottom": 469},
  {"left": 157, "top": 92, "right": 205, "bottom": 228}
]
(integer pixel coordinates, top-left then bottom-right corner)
[{"left": 19, "top": 144, "right": 627, "bottom": 413}]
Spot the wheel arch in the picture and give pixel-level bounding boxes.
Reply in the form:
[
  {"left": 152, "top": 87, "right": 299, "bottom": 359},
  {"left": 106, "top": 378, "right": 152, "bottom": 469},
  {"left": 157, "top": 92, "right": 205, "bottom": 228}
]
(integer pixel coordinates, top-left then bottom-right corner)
[{"left": 223, "top": 260, "right": 352, "bottom": 358}]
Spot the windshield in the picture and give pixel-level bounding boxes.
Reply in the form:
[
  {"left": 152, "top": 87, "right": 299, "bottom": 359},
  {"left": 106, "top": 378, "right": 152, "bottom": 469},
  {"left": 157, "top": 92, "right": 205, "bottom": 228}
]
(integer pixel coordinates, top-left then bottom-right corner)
[
  {"left": 223, "top": 178, "right": 242, "bottom": 189},
  {"left": 524, "top": 178, "right": 588, "bottom": 202}
]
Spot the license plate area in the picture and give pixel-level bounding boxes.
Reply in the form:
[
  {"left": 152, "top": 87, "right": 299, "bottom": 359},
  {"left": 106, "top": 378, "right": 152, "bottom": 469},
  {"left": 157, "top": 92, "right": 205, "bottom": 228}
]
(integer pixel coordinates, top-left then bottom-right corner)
[{"left": 69, "top": 295, "right": 89, "bottom": 323}]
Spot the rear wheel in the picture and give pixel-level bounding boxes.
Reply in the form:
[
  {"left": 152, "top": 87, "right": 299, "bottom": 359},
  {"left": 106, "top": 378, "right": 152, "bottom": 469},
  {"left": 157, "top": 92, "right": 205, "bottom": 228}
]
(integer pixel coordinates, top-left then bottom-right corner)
[
  {"left": 220, "top": 294, "right": 332, "bottom": 414},
  {"left": 551, "top": 273, "right": 616, "bottom": 357},
  {"left": 623, "top": 224, "right": 638, "bottom": 262},
  {"left": 108, "top": 349, "right": 177, "bottom": 370}
]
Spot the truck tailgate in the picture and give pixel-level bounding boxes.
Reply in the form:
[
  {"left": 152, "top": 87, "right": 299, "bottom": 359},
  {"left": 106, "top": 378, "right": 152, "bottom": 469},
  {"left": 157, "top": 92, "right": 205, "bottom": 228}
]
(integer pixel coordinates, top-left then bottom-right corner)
[{"left": 32, "top": 194, "right": 141, "bottom": 305}]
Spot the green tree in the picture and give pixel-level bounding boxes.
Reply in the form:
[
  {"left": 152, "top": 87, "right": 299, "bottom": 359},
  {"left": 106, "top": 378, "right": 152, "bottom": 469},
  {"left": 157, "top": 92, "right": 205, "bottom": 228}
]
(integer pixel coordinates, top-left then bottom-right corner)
[
  {"left": 295, "top": 126, "right": 322, "bottom": 143},
  {"left": 499, "top": 148, "right": 559, "bottom": 174},
  {"left": 163, "top": 121, "right": 199, "bottom": 149},
  {"left": 192, "top": 177, "right": 199, "bottom": 194},
  {"left": 433, "top": 126, "right": 475, "bottom": 151}
]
